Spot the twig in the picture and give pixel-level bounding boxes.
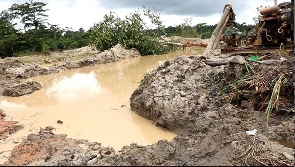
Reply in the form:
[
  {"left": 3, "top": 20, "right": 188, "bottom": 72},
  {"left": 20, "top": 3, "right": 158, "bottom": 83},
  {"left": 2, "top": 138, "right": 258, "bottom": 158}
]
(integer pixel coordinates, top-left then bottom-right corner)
[
  {"left": 244, "top": 150, "right": 251, "bottom": 166},
  {"left": 244, "top": 135, "right": 259, "bottom": 166},
  {"left": 238, "top": 145, "right": 252, "bottom": 159},
  {"left": 258, "top": 55, "right": 268, "bottom": 61},
  {"left": 275, "top": 49, "right": 282, "bottom": 57},
  {"left": 252, "top": 156, "right": 268, "bottom": 166}
]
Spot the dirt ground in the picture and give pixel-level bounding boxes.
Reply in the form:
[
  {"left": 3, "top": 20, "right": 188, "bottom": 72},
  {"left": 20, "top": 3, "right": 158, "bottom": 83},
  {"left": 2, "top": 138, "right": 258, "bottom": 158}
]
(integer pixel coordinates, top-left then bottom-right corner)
[
  {"left": 130, "top": 49, "right": 294, "bottom": 166},
  {"left": 0, "top": 37, "right": 294, "bottom": 166},
  {"left": 0, "top": 109, "right": 23, "bottom": 140}
]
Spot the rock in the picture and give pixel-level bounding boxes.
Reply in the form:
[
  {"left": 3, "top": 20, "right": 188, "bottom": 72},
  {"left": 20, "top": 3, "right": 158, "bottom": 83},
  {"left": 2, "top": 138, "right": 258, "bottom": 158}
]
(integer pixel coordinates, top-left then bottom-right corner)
[
  {"left": 44, "top": 126, "right": 55, "bottom": 131},
  {"left": 87, "top": 157, "right": 98, "bottom": 165},
  {"left": 229, "top": 55, "right": 247, "bottom": 64},
  {"left": 2, "top": 81, "right": 42, "bottom": 97},
  {"left": 91, "top": 144, "right": 101, "bottom": 151},
  {"left": 256, "top": 59, "right": 284, "bottom": 64},
  {"left": 283, "top": 152, "right": 294, "bottom": 161},
  {"left": 57, "top": 120, "right": 63, "bottom": 124},
  {"left": 203, "top": 58, "right": 229, "bottom": 67}
]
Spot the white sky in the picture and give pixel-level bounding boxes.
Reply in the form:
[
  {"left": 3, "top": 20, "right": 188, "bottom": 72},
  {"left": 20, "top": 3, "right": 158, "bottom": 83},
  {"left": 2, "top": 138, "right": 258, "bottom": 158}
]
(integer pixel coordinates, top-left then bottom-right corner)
[{"left": 0, "top": 0, "right": 289, "bottom": 31}]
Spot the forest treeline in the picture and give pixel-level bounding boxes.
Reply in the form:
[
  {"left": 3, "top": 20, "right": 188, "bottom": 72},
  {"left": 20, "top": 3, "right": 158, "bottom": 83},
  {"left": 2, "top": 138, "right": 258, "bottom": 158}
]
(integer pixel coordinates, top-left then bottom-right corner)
[{"left": 0, "top": 0, "right": 256, "bottom": 58}]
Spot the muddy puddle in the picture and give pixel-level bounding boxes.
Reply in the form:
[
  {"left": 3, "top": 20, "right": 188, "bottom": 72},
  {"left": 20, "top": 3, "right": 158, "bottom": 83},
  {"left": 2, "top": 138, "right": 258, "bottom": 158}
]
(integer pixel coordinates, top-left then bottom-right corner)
[
  {"left": 268, "top": 138, "right": 295, "bottom": 149},
  {"left": 0, "top": 48, "right": 204, "bottom": 163}
]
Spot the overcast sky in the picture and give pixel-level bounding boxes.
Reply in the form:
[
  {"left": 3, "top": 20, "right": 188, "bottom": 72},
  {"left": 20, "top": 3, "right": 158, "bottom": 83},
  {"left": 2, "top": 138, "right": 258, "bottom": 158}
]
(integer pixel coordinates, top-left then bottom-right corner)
[{"left": 0, "top": 0, "right": 288, "bottom": 31}]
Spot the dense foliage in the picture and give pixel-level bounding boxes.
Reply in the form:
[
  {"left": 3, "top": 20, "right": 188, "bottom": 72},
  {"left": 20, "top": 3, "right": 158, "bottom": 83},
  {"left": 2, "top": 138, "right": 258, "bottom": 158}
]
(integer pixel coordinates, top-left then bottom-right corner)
[
  {"left": 0, "top": 0, "right": 89, "bottom": 58},
  {"left": 89, "top": 8, "right": 168, "bottom": 56},
  {"left": 166, "top": 22, "right": 256, "bottom": 39}
]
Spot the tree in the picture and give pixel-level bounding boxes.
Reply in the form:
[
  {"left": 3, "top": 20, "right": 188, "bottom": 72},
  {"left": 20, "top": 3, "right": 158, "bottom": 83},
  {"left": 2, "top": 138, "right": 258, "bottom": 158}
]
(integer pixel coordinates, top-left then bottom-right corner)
[
  {"left": 0, "top": 1, "right": 90, "bottom": 57},
  {"left": 195, "top": 23, "right": 207, "bottom": 37},
  {"left": 165, "top": 26, "right": 177, "bottom": 36},
  {"left": 9, "top": 0, "right": 49, "bottom": 31},
  {"left": 0, "top": 10, "right": 21, "bottom": 57}
]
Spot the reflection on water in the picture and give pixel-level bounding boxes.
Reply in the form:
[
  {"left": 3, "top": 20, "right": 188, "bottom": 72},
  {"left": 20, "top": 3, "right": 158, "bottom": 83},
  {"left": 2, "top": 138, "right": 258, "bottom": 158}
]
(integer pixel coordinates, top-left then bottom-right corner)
[
  {"left": 46, "top": 71, "right": 102, "bottom": 101},
  {"left": 268, "top": 138, "right": 295, "bottom": 149},
  {"left": 0, "top": 48, "right": 204, "bottom": 163}
]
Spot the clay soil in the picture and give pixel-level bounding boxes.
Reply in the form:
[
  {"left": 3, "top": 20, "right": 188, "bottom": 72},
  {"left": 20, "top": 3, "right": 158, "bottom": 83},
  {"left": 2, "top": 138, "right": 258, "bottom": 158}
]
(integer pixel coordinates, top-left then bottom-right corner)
[
  {"left": 0, "top": 38, "right": 294, "bottom": 166},
  {"left": 0, "top": 109, "right": 23, "bottom": 140}
]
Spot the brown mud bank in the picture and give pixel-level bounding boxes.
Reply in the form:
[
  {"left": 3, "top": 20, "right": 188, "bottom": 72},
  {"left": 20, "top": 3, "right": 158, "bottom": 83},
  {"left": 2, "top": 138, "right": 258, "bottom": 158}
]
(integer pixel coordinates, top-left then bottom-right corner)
[{"left": 130, "top": 52, "right": 294, "bottom": 165}]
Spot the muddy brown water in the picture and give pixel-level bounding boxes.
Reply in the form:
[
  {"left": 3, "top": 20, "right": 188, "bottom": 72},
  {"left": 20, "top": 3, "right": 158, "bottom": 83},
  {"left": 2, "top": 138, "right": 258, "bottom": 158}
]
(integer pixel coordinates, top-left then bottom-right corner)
[
  {"left": 268, "top": 138, "right": 295, "bottom": 149},
  {"left": 0, "top": 48, "right": 204, "bottom": 163}
]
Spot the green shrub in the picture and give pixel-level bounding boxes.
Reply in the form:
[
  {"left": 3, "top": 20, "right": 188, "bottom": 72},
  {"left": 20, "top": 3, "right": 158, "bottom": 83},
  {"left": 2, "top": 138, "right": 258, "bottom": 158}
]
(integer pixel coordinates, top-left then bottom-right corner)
[{"left": 89, "top": 8, "right": 168, "bottom": 55}]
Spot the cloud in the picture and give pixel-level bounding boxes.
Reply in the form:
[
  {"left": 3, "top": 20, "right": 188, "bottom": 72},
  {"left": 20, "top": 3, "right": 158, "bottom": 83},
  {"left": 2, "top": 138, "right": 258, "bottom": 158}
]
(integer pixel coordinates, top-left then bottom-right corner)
[
  {"left": 100, "top": 0, "right": 249, "bottom": 17},
  {"left": 0, "top": 0, "right": 290, "bottom": 31}
]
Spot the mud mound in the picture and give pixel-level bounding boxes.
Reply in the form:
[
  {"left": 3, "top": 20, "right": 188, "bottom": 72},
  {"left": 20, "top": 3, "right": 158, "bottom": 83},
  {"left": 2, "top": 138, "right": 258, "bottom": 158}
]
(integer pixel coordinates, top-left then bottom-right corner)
[
  {"left": 0, "top": 109, "right": 23, "bottom": 140},
  {"left": 3, "top": 127, "right": 97, "bottom": 166},
  {"left": 77, "top": 44, "right": 140, "bottom": 67},
  {"left": 2, "top": 81, "right": 42, "bottom": 97},
  {"left": 129, "top": 53, "right": 294, "bottom": 166},
  {"left": 0, "top": 59, "right": 58, "bottom": 97},
  {"left": 96, "top": 135, "right": 235, "bottom": 166},
  {"left": 163, "top": 36, "right": 209, "bottom": 44},
  {"left": 2, "top": 59, "right": 56, "bottom": 79},
  {"left": 130, "top": 56, "right": 217, "bottom": 134}
]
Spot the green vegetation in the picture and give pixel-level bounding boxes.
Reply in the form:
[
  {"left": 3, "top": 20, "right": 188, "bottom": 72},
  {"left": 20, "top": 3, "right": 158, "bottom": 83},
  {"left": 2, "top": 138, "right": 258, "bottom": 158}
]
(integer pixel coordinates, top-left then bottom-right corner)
[
  {"left": 0, "top": 0, "right": 256, "bottom": 58},
  {"left": 0, "top": 0, "right": 89, "bottom": 58},
  {"left": 89, "top": 8, "right": 168, "bottom": 55},
  {"left": 165, "top": 21, "right": 255, "bottom": 39}
]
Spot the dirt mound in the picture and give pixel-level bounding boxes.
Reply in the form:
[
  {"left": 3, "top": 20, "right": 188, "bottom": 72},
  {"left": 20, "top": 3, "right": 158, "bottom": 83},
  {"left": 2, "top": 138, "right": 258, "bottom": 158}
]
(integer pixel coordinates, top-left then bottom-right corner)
[
  {"left": 0, "top": 109, "right": 23, "bottom": 140},
  {"left": 77, "top": 44, "right": 139, "bottom": 67},
  {"left": 130, "top": 56, "right": 217, "bottom": 134},
  {"left": 164, "top": 36, "right": 209, "bottom": 44},
  {"left": 130, "top": 52, "right": 294, "bottom": 165},
  {"left": 3, "top": 127, "right": 96, "bottom": 166},
  {"left": 2, "top": 81, "right": 42, "bottom": 97}
]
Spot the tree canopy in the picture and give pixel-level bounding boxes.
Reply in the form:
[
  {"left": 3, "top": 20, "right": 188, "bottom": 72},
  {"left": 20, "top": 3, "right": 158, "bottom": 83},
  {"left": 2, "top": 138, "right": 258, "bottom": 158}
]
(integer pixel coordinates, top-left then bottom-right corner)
[
  {"left": 0, "top": 0, "right": 90, "bottom": 58},
  {"left": 9, "top": 0, "right": 49, "bottom": 31}
]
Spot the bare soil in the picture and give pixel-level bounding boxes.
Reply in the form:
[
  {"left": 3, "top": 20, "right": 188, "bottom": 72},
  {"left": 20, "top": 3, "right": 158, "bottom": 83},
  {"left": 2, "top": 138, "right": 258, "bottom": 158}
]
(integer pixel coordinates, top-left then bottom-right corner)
[
  {"left": 0, "top": 109, "right": 23, "bottom": 140},
  {"left": 0, "top": 38, "right": 294, "bottom": 166}
]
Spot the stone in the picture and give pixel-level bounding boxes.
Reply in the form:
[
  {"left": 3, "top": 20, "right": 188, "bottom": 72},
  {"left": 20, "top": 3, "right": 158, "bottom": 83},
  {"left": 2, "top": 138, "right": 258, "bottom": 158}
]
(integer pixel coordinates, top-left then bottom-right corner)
[
  {"left": 91, "top": 144, "right": 101, "bottom": 151},
  {"left": 229, "top": 55, "right": 247, "bottom": 64},
  {"left": 87, "top": 157, "right": 98, "bottom": 165}
]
